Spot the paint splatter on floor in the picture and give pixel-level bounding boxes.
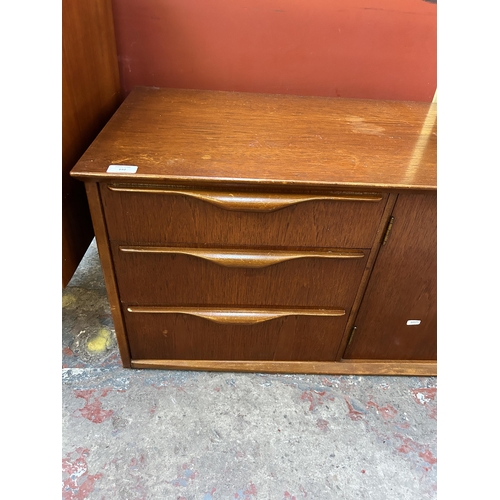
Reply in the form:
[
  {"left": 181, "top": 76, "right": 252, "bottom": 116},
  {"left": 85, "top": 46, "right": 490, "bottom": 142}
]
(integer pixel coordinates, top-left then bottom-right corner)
[
  {"left": 62, "top": 448, "right": 102, "bottom": 500},
  {"left": 73, "top": 388, "right": 114, "bottom": 424}
]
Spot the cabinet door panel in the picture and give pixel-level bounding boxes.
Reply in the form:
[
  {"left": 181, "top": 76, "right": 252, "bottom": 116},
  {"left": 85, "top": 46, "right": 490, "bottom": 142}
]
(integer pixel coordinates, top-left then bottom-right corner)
[{"left": 343, "top": 193, "right": 436, "bottom": 360}]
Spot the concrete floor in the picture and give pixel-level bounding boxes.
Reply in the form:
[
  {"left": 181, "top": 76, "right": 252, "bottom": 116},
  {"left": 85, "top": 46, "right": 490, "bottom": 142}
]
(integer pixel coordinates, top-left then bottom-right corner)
[{"left": 62, "top": 240, "right": 437, "bottom": 500}]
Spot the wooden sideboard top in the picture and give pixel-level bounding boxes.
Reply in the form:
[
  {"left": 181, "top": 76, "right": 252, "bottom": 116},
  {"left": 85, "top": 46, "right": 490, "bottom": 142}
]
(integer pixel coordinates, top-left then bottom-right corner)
[{"left": 71, "top": 87, "right": 436, "bottom": 190}]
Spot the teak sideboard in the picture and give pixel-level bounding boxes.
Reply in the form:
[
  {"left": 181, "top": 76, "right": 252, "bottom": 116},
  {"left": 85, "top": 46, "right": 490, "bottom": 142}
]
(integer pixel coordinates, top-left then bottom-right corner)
[{"left": 71, "top": 87, "right": 437, "bottom": 376}]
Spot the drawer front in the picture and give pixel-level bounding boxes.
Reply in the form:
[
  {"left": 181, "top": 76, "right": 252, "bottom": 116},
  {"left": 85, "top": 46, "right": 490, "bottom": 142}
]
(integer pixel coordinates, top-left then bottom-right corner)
[
  {"left": 111, "top": 244, "right": 369, "bottom": 308},
  {"left": 101, "top": 184, "right": 388, "bottom": 249},
  {"left": 124, "top": 307, "right": 348, "bottom": 361}
]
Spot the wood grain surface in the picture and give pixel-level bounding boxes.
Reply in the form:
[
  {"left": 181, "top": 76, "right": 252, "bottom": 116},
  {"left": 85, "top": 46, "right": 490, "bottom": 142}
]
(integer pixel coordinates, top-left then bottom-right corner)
[
  {"left": 124, "top": 309, "right": 349, "bottom": 361},
  {"left": 130, "top": 359, "right": 437, "bottom": 376},
  {"left": 118, "top": 246, "right": 365, "bottom": 267},
  {"left": 111, "top": 244, "right": 368, "bottom": 308},
  {"left": 106, "top": 184, "right": 384, "bottom": 211},
  {"left": 101, "top": 185, "right": 388, "bottom": 249},
  {"left": 343, "top": 192, "right": 437, "bottom": 360},
  {"left": 70, "top": 87, "right": 436, "bottom": 190},
  {"left": 71, "top": 88, "right": 436, "bottom": 374},
  {"left": 126, "top": 306, "right": 345, "bottom": 324},
  {"left": 84, "top": 183, "right": 131, "bottom": 367},
  {"left": 62, "top": 0, "right": 121, "bottom": 286}
]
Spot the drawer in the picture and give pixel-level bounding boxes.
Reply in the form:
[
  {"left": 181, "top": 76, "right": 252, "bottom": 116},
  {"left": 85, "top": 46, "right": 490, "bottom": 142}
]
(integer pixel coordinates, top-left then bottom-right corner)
[
  {"left": 111, "top": 244, "right": 369, "bottom": 308},
  {"left": 124, "top": 306, "right": 349, "bottom": 361},
  {"left": 101, "top": 184, "right": 388, "bottom": 249}
]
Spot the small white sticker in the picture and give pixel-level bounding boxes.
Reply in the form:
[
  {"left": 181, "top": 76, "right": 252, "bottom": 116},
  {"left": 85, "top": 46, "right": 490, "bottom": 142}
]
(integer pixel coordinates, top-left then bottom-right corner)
[
  {"left": 406, "top": 320, "right": 421, "bottom": 326},
  {"left": 107, "top": 165, "right": 138, "bottom": 173}
]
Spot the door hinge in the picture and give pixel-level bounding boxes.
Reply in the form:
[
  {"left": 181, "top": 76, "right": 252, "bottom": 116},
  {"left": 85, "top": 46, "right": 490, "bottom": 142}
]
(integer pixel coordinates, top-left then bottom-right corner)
[
  {"left": 347, "top": 326, "right": 357, "bottom": 346},
  {"left": 382, "top": 216, "right": 395, "bottom": 245}
]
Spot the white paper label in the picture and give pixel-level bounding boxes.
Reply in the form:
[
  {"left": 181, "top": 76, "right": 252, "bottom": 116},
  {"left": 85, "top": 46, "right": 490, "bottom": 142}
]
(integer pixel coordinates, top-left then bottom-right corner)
[
  {"left": 107, "top": 165, "right": 138, "bottom": 173},
  {"left": 406, "top": 320, "right": 421, "bottom": 326}
]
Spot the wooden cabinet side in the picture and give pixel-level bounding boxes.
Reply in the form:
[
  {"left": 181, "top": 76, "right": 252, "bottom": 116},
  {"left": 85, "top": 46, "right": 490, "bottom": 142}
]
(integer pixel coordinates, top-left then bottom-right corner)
[{"left": 84, "top": 182, "right": 131, "bottom": 367}]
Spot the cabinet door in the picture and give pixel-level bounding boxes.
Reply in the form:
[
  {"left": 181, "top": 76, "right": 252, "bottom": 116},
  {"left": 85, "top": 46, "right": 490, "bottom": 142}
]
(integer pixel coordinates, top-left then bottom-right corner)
[{"left": 343, "top": 193, "right": 436, "bottom": 360}]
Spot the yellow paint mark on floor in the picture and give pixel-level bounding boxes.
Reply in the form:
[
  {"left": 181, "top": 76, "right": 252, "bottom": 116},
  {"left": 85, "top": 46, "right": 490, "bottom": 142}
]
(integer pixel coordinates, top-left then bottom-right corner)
[
  {"left": 87, "top": 328, "right": 112, "bottom": 353},
  {"left": 62, "top": 295, "right": 76, "bottom": 308}
]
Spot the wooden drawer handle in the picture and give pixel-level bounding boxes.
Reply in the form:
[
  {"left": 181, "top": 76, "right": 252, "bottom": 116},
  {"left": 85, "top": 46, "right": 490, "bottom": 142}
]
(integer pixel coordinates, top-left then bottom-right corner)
[
  {"left": 126, "top": 306, "right": 345, "bottom": 325},
  {"left": 119, "top": 246, "right": 365, "bottom": 268},
  {"left": 108, "top": 185, "right": 382, "bottom": 212}
]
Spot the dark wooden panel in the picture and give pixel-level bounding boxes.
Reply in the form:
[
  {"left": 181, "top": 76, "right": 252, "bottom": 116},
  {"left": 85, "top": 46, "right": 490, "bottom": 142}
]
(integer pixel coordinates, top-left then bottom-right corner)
[
  {"left": 343, "top": 192, "right": 437, "bottom": 360},
  {"left": 111, "top": 244, "right": 368, "bottom": 308},
  {"left": 111, "top": 0, "right": 436, "bottom": 102},
  {"left": 101, "top": 186, "right": 388, "bottom": 249},
  {"left": 124, "top": 309, "right": 348, "bottom": 361},
  {"left": 62, "top": 0, "right": 121, "bottom": 286},
  {"left": 71, "top": 88, "right": 437, "bottom": 190}
]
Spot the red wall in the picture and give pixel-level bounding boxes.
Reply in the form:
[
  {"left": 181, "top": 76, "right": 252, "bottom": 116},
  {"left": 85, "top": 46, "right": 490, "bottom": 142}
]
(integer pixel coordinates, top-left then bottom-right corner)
[{"left": 112, "top": 0, "right": 436, "bottom": 101}]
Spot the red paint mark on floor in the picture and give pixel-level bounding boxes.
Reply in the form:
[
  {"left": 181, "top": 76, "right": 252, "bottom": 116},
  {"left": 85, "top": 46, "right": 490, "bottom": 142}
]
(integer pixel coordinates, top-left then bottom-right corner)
[
  {"left": 301, "top": 390, "right": 335, "bottom": 411},
  {"left": 316, "top": 418, "right": 329, "bottom": 432},
  {"left": 171, "top": 462, "right": 198, "bottom": 487},
  {"left": 419, "top": 449, "right": 438, "bottom": 465},
  {"left": 395, "top": 421, "right": 411, "bottom": 429},
  {"left": 366, "top": 400, "right": 398, "bottom": 420},
  {"left": 74, "top": 388, "right": 114, "bottom": 424},
  {"left": 411, "top": 388, "right": 437, "bottom": 403},
  {"left": 344, "top": 397, "right": 364, "bottom": 421},
  {"left": 102, "top": 352, "right": 120, "bottom": 367},
  {"left": 284, "top": 491, "right": 297, "bottom": 500},
  {"left": 393, "top": 432, "right": 437, "bottom": 467},
  {"left": 244, "top": 483, "right": 257, "bottom": 496},
  {"left": 396, "top": 435, "right": 416, "bottom": 453},
  {"left": 234, "top": 483, "right": 258, "bottom": 499},
  {"left": 62, "top": 447, "right": 102, "bottom": 500},
  {"left": 63, "top": 347, "right": 74, "bottom": 356},
  {"left": 129, "top": 455, "right": 145, "bottom": 468},
  {"left": 299, "top": 485, "right": 308, "bottom": 497},
  {"left": 411, "top": 388, "right": 437, "bottom": 420},
  {"left": 361, "top": 469, "right": 366, "bottom": 473}
]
